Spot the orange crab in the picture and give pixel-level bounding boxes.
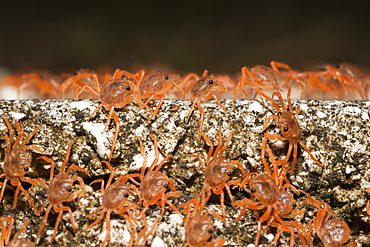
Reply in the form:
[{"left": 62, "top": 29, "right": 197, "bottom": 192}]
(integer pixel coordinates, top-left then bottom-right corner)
[
  {"left": 60, "top": 68, "right": 111, "bottom": 99},
  {"left": 86, "top": 161, "right": 140, "bottom": 247},
  {"left": 0, "top": 117, "right": 43, "bottom": 211},
  {"left": 234, "top": 172, "right": 307, "bottom": 247},
  {"left": 180, "top": 196, "right": 225, "bottom": 247},
  {"left": 76, "top": 70, "right": 152, "bottom": 161},
  {"left": 135, "top": 70, "right": 185, "bottom": 123},
  {"left": 121, "top": 135, "right": 182, "bottom": 245},
  {"left": 294, "top": 70, "right": 341, "bottom": 100},
  {"left": 35, "top": 141, "right": 88, "bottom": 243},
  {"left": 1, "top": 72, "right": 61, "bottom": 99},
  {"left": 300, "top": 191, "right": 356, "bottom": 247},
  {"left": 186, "top": 127, "right": 245, "bottom": 224},
  {"left": 234, "top": 141, "right": 313, "bottom": 247},
  {"left": 322, "top": 62, "right": 367, "bottom": 100},
  {"left": 183, "top": 70, "right": 228, "bottom": 143},
  {"left": 260, "top": 85, "right": 323, "bottom": 172},
  {"left": 232, "top": 61, "right": 305, "bottom": 103}
]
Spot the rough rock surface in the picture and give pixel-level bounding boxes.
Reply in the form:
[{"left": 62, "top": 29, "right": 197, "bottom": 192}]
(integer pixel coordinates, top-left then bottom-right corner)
[{"left": 0, "top": 99, "right": 369, "bottom": 246}]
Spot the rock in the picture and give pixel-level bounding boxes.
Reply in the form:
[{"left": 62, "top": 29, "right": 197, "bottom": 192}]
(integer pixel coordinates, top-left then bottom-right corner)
[{"left": 0, "top": 99, "right": 369, "bottom": 246}]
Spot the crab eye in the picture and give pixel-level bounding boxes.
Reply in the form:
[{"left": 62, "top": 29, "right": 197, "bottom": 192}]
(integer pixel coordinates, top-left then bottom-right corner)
[
  {"left": 74, "top": 70, "right": 78, "bottom": 75},
  {"left": 227, "top": 172, "right": 231, "bottom": 176},
  {"left": 123, "top": 76, "right": 128, "bottom": 80},
  {"left": 157, "top": 70, "right": 161, "bottom": 73},
  {"left": 208, "top": 229, "right": 213, "bottom": 233},
  {"left": 277, "top": 112, "right": 282, "bottom": 117},
  {"left": 67, "top": 187, "right": 72, "bottom": 192},
  {"left": 24, "top": 167, "right": 29, "bottom": 172},
  {"left": 251, "top": 188, "right": 256, "bottom": 193},
  {"left": 292, "top": 203, "right": 296, "bottom": 207},
  {"left": 164, "top": 75, "right": 169, "bottom": 80},
  {"left": 208, "top": 80, "right": 213, "bottom": 85},
  {"left": 251, "top": 174, "right": 256, "bottom": 178},
  {"left": 124, "top": 193, "right": 129, "bottom": 197},
  {"left": 284, "top": 127, "right": 288, "bottom": 132},
  {"left": 164, "top": 184, "right": 169, "bottom": 189},
  {"left": 126, "top": 86, "right": 131, "bottom": 91}
]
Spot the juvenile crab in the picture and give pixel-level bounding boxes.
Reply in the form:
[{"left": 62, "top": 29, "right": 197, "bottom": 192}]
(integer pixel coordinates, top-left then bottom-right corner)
[
  {"left": 300, "top": 191, "right": 356, "bottom": 247},
  {"left": 232, "top": 61, "right": 305, "bottom": 103},
  {"left": 321, "top": 62, "right": 367, "bottom": 100},
  {"left": 1, "top": 72, "right": 61, "bottom": 99},
  {"left": 35, "top": 141, "right": 88, "bottom": 243},
  {"left": 180, "top": 196, "right": 225, "bottom": 247},
  {"left": 135, "top": 70, "right": 185, "bottom": 123},
  {"left": 86, "top": 161, "right": 141, "bottom": 247},
  {"left": 122, "top": 135, "right": 182, "bottom": 245},
  {"left": 188, "top": 127, "right": 245, "bottom": 223},
  {"left": 0, "top": 117, "right": 43, "bottom": 211},
  {"left": 294, "top": 70, "right": 340, "bottom": 100},
  {"left": 77, "top": 72, "right": 152, "bottom": 161},
  {"left": 234, "top": 173, "right": 306, "bottom": 247},
  {"left": 60, "top": 68, "right": 111, "bottom": 99},
  {"left": 0, "top": 217, "right": 34, "bottom": 247},
  {"left": 183, "top": 70, "right": 227, "bottom": 142},
  {"left": 260, "top": 85, "right": 323, "bottom": 172}
]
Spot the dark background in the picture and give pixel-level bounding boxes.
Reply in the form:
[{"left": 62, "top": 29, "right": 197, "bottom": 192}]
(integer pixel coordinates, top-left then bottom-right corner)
[{"left": 1, "top": 1, "right": 369, "bottom": 74}]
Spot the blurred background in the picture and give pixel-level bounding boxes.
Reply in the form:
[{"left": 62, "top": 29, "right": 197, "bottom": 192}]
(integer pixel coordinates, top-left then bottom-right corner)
[{"left": 0, "top": 1, "right": 369, "bottom": 75}]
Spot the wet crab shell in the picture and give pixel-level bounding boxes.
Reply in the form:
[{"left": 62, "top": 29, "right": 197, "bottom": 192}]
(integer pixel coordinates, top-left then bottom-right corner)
[
  {"left": 47, "top": 173, "right": 73, "bottom": 204},
  {"left": 6, "top": 238, "right": 35, "bottom": 247},
  {"left": 319, "top": 219, "right": 351, "bottom": 247},
  {"left": 277, "top": 189, "right": 295, "bottom": 217},
  {"left": 251, "top": 65, "right": 281, "bottom": 85},
  {"left": 140, "top": 171, "right": 168, "bottom": 203},
  {"left": 139, "top": 73, "right": 168, "bottom": 96},
  {"left": 190, "top": 76, "right": 223, "bottom": 99},
  {"left": 3, "top": 148, "right": 31, "bottom": 179},
  {"left": 185, "top": 214, "right": 214, "bottom": 246},
  {"left": 204, "top": 157, "right": 232, "bottom": 188},
  {"left": 101, "top": 182, "right": 131, "bottom": 209},
  {"left": 338, "top": 62, "right": 364, "bottom": 81},
  {"left": 277, "top": 111, "right": 302, "bottom": 141},
  {"left": 249, "top": 175, "right": 280, "bottom": 205},
  {"left": 100, "top": 78, "right": 136, "bottom": 106}
]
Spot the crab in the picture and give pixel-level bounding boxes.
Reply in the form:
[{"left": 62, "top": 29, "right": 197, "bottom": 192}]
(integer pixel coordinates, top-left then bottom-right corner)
[
  {"left": 180, "top": 196, "right": 225, "bottom": 247},
  {"left": 321, "top": 62, "right": 368, "bottom": 100},
  {"left": 86, "top": 161, "right": 141, "bottom": 247},
  {"left": 135, "top": 70, "right": 185, "bottom": 123},
  {"left": 183, "top": 70, "right": 228, "bottom": 142},
  {"left": 121, "top": 135, "right": 182, "bottom": 245},
  {"left": 260, "top": 85, "right": 323, "bottom": 173},
  {"left": 234, "top": 172, "right": 306, "bottom": 247},
  {"left": 184, "top": 127, "right": 245, "bottom": 224},
  {"left": 232, "top": 61, "right": 306, "bottom": 103},
  {"left": 60, "top": 68, "right": 111, "bottom": 99},
  {"left": 76, "top": 70, "right": 153, "bottom": 161},
  {"left": 35, "top": 141, "right": 89, "bottom": 243},
  {"left": 0, "top": 117, "right": 43, "bottom": 211},
  {"left": 300, "top": 191, "right": 356, "bottom": 247}
]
